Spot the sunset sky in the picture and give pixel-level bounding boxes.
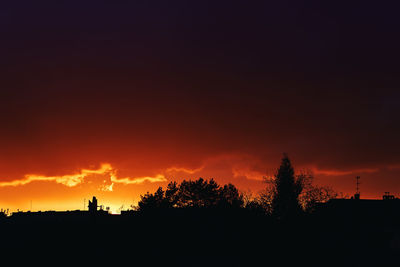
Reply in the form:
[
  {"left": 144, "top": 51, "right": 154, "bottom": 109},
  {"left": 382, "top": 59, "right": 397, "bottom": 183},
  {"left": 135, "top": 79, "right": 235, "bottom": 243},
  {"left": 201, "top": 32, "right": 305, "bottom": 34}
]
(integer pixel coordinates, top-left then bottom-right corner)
[{"left": 0, "top": 1, "right": 399, "bottom": 213}]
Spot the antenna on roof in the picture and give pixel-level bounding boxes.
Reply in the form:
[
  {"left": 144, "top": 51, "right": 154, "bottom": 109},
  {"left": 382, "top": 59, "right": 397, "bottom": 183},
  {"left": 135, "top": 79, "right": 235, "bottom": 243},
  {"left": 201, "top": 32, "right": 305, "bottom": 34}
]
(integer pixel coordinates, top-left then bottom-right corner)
[
  {"left": 354, "top": 176, "right": 361, "bottom": 200},
  {"left": 356, "top": 176, "right": 360, "bottom": 194}
]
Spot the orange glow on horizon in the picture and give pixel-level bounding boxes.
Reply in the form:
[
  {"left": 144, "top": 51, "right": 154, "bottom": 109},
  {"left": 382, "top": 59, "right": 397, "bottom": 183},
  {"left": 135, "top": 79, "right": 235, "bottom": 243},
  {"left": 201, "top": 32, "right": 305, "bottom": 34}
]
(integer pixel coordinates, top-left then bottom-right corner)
[{"left": 0, "top": 156, "right": 397, "bottom": 213}]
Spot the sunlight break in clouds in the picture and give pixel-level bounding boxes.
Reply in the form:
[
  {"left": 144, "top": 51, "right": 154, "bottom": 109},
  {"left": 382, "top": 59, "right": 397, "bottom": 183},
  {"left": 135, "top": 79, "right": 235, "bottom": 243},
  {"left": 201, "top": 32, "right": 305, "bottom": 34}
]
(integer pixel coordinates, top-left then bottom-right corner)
[{"left": 0, "top": 163, "right": 167, "bottom": 188}]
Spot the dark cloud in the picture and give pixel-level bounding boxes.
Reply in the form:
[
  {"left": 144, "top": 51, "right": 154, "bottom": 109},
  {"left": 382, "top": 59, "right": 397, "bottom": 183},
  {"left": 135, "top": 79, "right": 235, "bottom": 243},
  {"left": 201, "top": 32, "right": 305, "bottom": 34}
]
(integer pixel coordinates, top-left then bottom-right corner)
[{"left": 0, "top": 1, "right": 399, "bottom": 199}]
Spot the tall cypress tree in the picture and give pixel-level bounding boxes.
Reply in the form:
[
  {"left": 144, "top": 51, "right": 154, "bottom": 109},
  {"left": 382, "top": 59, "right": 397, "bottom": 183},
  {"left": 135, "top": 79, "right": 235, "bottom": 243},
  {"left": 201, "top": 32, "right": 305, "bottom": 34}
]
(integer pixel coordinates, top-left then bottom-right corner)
[{"left": 272, "top": 154, "right": 302, "bottom": 219}]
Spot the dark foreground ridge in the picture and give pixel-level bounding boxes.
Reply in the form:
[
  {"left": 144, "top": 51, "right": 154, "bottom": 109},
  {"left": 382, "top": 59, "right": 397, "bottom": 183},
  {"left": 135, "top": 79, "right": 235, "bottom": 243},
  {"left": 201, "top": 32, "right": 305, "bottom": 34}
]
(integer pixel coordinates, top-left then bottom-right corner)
[{"left": 2, "top": 195, "right": 400, "bottom": 266}]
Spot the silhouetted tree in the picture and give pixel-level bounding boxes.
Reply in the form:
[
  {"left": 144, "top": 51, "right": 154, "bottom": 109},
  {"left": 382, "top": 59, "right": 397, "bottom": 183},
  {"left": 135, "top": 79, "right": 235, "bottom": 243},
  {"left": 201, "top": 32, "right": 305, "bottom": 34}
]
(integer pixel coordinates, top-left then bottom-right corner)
[
  {"left": 256, "top": 188, "right": 275, "bottom": 214},
  {"left": 300, "top": 184, "right": 338, "bottom": 212},
  {"left": 164, "top": 181, "right": 179, "bottom": 208},
  {"left": 137, "top": 187, "right": 167, "bottom": 211},
  {"left": 271, "top": 154, "right": 303, "bottom": 219},
  {"left": 243, "top": 192, "right": 267, "bottom": 214},
  {"left": 177, "top": 178, "right": 221, "bottom": 208},
  {"left": 218, "top": 183, "right": 244, "bottom": 208},
  {"left": 137, "top": 178, "right": 244, "bottom": 211},
  {"left": 262, "top": 155, "right": 338, "bottom": 217}
]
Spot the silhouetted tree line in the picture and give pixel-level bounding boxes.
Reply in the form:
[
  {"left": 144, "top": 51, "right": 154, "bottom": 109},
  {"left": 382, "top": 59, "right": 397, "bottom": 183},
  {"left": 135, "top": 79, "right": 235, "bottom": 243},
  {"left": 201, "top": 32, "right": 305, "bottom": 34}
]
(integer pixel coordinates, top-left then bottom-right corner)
[
  {"left": 137, "top": 178, "right": 244, "bottom": 211},
  {"left": 137, "top": 154, "right": 337, "bottom": 218}
]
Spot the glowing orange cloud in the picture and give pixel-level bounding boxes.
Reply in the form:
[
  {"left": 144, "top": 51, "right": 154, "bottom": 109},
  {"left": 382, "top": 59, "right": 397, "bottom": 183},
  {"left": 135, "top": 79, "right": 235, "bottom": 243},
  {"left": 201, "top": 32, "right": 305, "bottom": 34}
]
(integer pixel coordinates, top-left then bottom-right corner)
[
  {"left": 232, "top": 167, "right": 264, "bottom": 181},
  {"left": 0, "top": 164, "right": 113, "bottom": 187},
  {"left": 106, "top": 165, "right": 204, "bottom": 189},
  {"left": 165, "top": 166, "right": 204, "bottom": 174},
  {"left": 111, "top": 174, "right": 167, "bottom": 185},
  {"left": 0, "top": 163, "right": 167, "bottom": 188}
]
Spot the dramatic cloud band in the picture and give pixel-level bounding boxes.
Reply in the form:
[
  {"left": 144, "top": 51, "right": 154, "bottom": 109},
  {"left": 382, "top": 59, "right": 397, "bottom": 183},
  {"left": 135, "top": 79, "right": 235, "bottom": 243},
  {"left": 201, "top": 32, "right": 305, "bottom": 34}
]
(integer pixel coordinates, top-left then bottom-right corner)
[{"left": 0, "top": 164, "right": 168, "bottom": 189}]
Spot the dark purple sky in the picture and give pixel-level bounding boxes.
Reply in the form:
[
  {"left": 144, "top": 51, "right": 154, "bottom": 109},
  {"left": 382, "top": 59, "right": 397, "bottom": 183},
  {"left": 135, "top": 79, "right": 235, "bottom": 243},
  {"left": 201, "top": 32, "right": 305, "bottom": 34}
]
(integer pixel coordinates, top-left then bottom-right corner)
[{"left": 0, "top": 1, "right": 399, "bottom": 210}]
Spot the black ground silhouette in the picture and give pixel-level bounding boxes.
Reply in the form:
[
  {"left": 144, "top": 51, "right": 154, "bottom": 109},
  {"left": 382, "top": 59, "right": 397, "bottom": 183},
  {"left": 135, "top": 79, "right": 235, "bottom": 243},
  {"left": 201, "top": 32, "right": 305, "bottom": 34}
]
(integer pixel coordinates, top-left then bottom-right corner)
[{"left": 1, "top": 201, "right": 400, "bottom": 266}]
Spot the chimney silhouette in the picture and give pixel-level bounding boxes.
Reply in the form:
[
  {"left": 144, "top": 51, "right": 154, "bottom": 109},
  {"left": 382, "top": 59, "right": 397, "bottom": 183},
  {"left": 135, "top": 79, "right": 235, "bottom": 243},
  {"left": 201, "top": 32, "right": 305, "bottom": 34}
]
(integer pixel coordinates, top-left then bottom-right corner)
[{"left": 88, "top": 196, "right": 98, "bottom": 212}]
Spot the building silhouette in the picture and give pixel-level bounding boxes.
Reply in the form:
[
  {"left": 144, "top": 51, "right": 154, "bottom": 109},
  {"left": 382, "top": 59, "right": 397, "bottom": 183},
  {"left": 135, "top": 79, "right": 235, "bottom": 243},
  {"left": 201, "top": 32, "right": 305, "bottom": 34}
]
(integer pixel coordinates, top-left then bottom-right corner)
[{"left": 7, "top": 196, "right": 109, "bottom": 219}]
